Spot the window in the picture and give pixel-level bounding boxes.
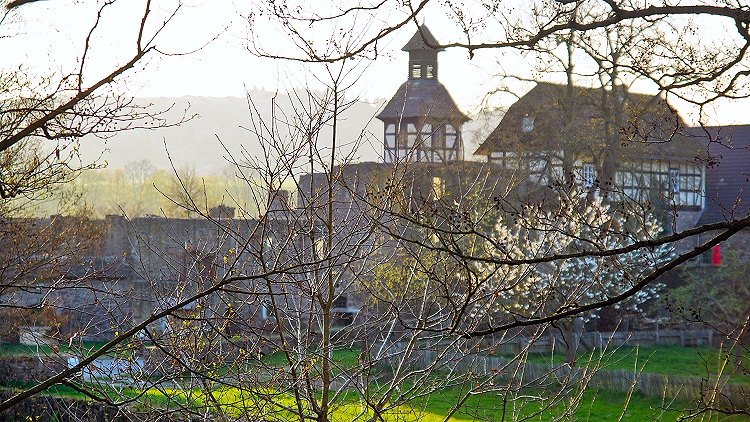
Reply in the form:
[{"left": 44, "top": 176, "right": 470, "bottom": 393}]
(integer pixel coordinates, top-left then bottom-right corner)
[
  {"left": 421, "top": 124, "right": 432, "bottom": 148},
  {"left": 669, "top": 168, "right": 680, "bottom": 193},
  {"left": 582, "top": 163, "right": 595, "bottom": 187},
  {"left": 385, "top": 149, "right": 396, "bottom": 162},
  {"left": 523, "top": 116, "right": 535, "bottom": 133},
  {"left": 426, "top": 64, "right": 434, "bottom": 79},
  {"left": 411, "top": 63, "right": 421, "bottom": 78},
  {"left": 407, "top": 123, "right": 417, "bottom": 147},
  {"left": 385, "top": 124, "right": 396, "bottom": 148},
  {"left": 445, "top": 124, "right": 457, "bottom": 148},
  {"left": 332, "top": 296, "right": 347, "bottom": 309},
  {"left": 261, "top": 301, "right": 269, "bottom": 320}
]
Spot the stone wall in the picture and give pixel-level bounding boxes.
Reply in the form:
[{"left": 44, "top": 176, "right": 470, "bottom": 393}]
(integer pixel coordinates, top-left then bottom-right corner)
[
  {"left": 102, "top": 215, "right": 266, "bottom": 328},
  {"left": 0, "top": 356, "right": 166, "bottom": 421},
  {"left": 1, "top": 214, "right": 269, "bottom": 342},
  {"left": 0, "top": 355, "right": 65, "bottom": 385},
  {"left": 0, "top": 389, "right": 126, "bottom": 422}
]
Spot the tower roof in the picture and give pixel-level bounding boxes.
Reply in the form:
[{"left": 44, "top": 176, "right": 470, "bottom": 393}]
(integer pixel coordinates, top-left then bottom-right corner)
[
  {"left": 376, "top": 79, "right": 469, "bottom": 123},
  {"left": 402, "top": 24, "right": 443, "bottom": 52}
]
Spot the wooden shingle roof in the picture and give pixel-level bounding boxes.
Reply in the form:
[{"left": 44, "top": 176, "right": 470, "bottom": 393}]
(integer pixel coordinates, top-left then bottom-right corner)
[
  {"left": 475, "top": 82, "right": 695, "bottom": 160},
  {"left": 376, "top": 79, "right": 469, "bottom": 123},
  {"left": 401, "top": 24, "right": 442, "bottom": 51}
]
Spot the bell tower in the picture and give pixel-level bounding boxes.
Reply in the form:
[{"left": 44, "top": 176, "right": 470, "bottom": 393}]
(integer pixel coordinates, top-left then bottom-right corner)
[
  {"left": 405, "top": 26, "right": 439, "bottom": 80},
  {"left": 377, "top": 25, "right": 469, "bottom": 164}
]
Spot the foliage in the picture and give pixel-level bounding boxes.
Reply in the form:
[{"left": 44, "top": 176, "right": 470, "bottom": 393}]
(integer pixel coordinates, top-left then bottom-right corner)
[
  {"left": 671, "top": 247, "right": 750, "bottom": 331},
  {"left": 75, "top": 162, "right": 261, "bottom": 219},
  {"left": 669, "top": 246, "right": 750, "bottom": 373},
  {"left": 480, "top": 192, "right": 671, "bottom": 323},
  {"left": 252, "top": 1, "right": 750, "bottom": 111},
  {"left": 0, "top": 306, "right": 67, "bottom": 343},
  {"left": 0, "top": 0, "right": 201, "bottom": 414}
]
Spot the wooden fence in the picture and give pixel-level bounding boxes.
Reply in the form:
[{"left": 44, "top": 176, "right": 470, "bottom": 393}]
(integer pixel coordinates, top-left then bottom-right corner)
[
  {"left": 372, "top": 332, "right": 749, "bottom": 408},
  {"left": 412, "top": 351, "right": 748, "bottom": 406},
  {"left": 479, "top": 329, "right": 716, "bottom": 355}
]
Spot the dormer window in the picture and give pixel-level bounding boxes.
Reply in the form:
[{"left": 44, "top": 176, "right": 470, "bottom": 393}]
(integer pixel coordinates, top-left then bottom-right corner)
[
  {"left": 523, "top": 116, "right": 534, "bottom": 132},
  {"left": 411, "top": 63, "right": 421, "bottom": 78}
]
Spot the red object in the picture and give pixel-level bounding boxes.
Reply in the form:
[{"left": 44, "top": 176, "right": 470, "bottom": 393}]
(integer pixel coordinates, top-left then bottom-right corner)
[{"left": 712, "top": 244, "right": 722, "bottom": 266}]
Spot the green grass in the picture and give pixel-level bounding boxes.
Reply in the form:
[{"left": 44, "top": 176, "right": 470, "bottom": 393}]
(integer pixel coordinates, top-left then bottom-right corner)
[
  {"left": 6, "top": 343, "right": 750, "bottom": 420},
  {"left": 522, "top": 345, "right": 750, "bottom": 386},
  {"left": 6, "top": 379, "right": 750, "bottom": 421},
  {"left": 1, "top": 382, "right": 89, "bottom": 401},
  {"left": 414, "top": 387, "right": 688, "bottom": 421},
  {"left": 570, "top": 388, "right": 750, "bottom": 422},
  {"left": 2, "top": 383, "right": 196, "bottom": 413},
  {"left": 260, "top": 345, "right": 750, "bottom": 389},
  {"left": 0, "top": 341, "right": 108, "bottom": 356},
  {"left": 162, "top": 384, "right": 750, "bottom": 421},
  {"left": 260, "top": 347, "right": 361, "bottom": 373}
]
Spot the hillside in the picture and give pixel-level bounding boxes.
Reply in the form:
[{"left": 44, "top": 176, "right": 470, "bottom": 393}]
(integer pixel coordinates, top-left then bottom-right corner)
[{"left": 79, "top": 91, "right": 386, "bottom": 173}]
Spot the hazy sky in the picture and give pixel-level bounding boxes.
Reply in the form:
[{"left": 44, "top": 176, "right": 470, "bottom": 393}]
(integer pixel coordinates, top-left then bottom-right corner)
[
  {"left": 3, "top": 0, "right": 750, "bottom": 127},
  {"left": 2, "top": 0, "right": 498, "bottom": 109}
]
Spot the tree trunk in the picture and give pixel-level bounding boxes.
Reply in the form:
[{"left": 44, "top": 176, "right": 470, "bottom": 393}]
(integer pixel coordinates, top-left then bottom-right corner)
[{"left": 561, "top": 317, "right": 584, "bottom": 364}]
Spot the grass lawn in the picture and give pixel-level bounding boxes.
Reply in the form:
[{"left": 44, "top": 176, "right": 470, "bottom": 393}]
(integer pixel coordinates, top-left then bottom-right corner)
[
  {"left": 1, "top": 382, "right": 193, "bottom": 411},
  {"left": 5, "top": 343, "right": 750, "bottom": 420},
  {"left": 416, "top": 387, "right": 725, "bottom": 422},
  {"left": 5, "top": 377, "right": 750, "bottom": 421},
  {"left": 1, "top": 382, "right": 90, "bottom": 401},
  {"left": 260, "top": 347, "right": 361, "bottom": 374},
  {"left": 523, "top": 344, "right": 750, "bottom": 386},
  {"left": 143, "top": 383, "right": 750, "bottom": 421},
  {"left": 0, "top": 341, "right": 108, "bottom": 356}
]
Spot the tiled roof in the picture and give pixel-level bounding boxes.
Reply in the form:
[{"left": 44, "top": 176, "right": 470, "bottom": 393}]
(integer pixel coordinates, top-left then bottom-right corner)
[
  {"left": 689, "top": 125, "right": 750, "bottom": 225},
  {"left": 376, "top": 79, "right": 469, "bottom": 123},
  {"left": 474, "top": 82, "right": 696, "bottom": 160}
]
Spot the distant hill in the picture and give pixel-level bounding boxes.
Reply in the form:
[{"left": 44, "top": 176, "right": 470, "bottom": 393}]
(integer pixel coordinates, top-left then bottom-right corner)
[{"left": 80, "top": 90, "right": 386, "bottom": 173}]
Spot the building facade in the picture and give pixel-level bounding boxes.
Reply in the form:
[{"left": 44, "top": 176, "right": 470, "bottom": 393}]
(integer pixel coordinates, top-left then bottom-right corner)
[{"left": 474, "top": 82, "right": 706, "bottom": 231}]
